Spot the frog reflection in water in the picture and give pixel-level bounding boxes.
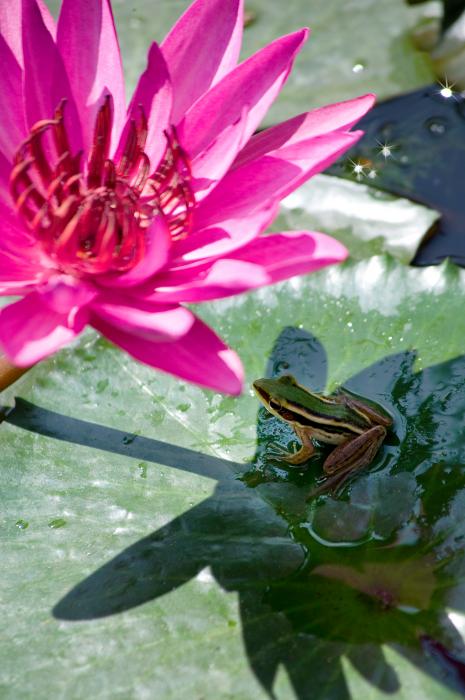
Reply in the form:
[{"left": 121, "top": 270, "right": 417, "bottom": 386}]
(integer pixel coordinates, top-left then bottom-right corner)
[{"left": 253, "top": 374, "right": 393, "bottom": 495}]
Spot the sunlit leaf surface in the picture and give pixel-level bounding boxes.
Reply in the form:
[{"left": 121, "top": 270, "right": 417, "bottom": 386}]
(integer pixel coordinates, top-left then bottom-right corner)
[
  {"left": 275, "top": 174, "right": 439, "bottom": 263},
  {"left": 3, "top": 256, "right": 465, "bottom": 698}
]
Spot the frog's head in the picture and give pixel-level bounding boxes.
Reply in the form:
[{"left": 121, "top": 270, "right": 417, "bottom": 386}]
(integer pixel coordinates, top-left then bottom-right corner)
[{"left": 252, "top": 375, "right": 301, "bottom": 421}]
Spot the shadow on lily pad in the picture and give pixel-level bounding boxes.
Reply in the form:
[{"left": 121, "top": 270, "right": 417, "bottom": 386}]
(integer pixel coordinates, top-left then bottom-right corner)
[{"left": 9, "top": 327, "right": 465, "bottom": 699}]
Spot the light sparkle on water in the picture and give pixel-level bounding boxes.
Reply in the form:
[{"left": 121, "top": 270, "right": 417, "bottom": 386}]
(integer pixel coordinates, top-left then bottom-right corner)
[
  {"left": 349, "top": 158, "right": 365, "bottom": 180},
  {"left": 377, "top": 141, "right": 395, "bottom": 159},
  {"left": 437, "top": 78, "right": 455, "bottom": 100}
]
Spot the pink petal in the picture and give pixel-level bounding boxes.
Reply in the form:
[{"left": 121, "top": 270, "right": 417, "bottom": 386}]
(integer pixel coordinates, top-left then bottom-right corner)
[
  {"left": 153, "top": 259, "right": 270, "bottom": 302},
  {"left": 57, "top": 0, "right": 125, "bottom": 156},
  {"left": 0, "top": 152, "right": 13, "bottom": 206},
  {"left": 22, "top": 0, "right": 82, "bottom": 154},
  {"left": 190, "top": 106, "right": 248, "bottom": 199},
  {"left": 194, "top": 131, "right": 362, "bottom": 229},
  {"left": 93, "top": 315, "right": 244, "bottom": 395},
  {"left": 37, "top": 0, "right": 56, "bottom": 37},
  {"left": 0, "top": 201, "right": 38, "bottom": 253},
  {"left": 0, "top": 291, "right": 89, "bottom": 366},
  {"left": 230, "top": 230, "right": 348, "bottom": 281},
  {"left": 0, "top": 36, "right": 27, "bottom": 160},
  {"left": 234, "top": 93, "right": 375, "bottom": 169},
  {"left": 116, "top": 43, "right": 172, "bottom": 171},
  {"left": 0, "top": 248, "right": 44, "bottom": 295},
  {"left": 0, "top": 0, "right": 22, "bottom": 63},
  {"left": 179, "top": 29, "right": 308, "bottom": 160},
  {"left": 171, "top": 202, "right": 278, "bottom": 264},
  {"left": 38, "top": 275, "right": 96, "bottom": 313},
  {"left": 162, "top": 0, "right": 243, "bottom": 123},
  {"left": 91, "top": 298, "right": 195, "bottom": 341},
  {"left": 0, "top": 208, "right": 43, "bottom": 290},
  {"left": 149, "top": 231, "right": 347, "bottom": 303},
  {"left": 0, "top": 0, "right": 55, "bottom": 155},
  {"left": 0, "top": 0, "right": 54, "bottom": 65},
  {"left": 97, "top": 216, "right": 171, "bottom": 289}
]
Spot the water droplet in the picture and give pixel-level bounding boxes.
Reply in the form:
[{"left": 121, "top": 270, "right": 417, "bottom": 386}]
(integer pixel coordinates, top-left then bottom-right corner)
[
  {"left": 150, "top": 409, "right": 165, "bottom": 426},
  {"left": 15, "top": 519, "right": 29, "bottom": 530},
  {"left": 138, "top": 461, "right": 148, "bottom": 479},
  {"left": 347, "top": 322, "right": 353, "bottom": 328},
  {"left": 122, "top": 434, "right": 135, "bottom": 445},
  {"left": 176, "top": 403, "right": 190, "bottom": 413},
  {"left": 96, "top": 378, "right": 109, "bottom": 393},
  {"left": 352, "top": 62, "right": 365, "bottom": 73},
  {"left": 274, "top": 361, "right": 290, "bottom": 373},
  {"left": 48, "top": 518, "right": 66, "bottom": 529},
  {"left": 425, "top": 117, "right": 448, "bottom": 136}
]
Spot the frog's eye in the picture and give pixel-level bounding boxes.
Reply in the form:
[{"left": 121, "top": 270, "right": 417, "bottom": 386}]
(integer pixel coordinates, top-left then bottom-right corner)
[{"left": 278, "top": 375, "right": 297, "bottom": 386}]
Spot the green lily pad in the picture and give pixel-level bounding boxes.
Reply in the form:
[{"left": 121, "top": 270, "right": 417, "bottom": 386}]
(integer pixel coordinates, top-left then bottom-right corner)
[{"left": 3, "top": 255, "right": 465, "bottom": 698}]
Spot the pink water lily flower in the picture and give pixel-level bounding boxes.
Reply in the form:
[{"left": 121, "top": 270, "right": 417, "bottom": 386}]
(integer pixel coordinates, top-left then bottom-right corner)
[{"left": 0, "top": 0, "right": 374, "bottom": 395}]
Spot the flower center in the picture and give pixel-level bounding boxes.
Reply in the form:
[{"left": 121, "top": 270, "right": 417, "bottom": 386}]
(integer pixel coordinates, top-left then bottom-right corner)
[{"left": 10, "top": 98, "right": 195, "bottom": 276}]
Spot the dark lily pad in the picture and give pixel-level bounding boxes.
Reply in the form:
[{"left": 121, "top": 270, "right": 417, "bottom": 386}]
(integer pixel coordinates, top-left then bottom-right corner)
[{"left": 332, "top": 84, "right": 465, "bottom": 266}]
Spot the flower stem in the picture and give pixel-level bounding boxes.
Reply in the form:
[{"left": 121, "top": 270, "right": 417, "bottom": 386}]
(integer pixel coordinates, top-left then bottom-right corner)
[{"left": 0, "top": 356, "right": 31, "bottom": 392}]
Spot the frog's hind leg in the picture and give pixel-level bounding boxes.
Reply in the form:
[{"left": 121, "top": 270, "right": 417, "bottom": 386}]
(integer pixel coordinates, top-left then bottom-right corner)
[
  {"left": 306, "top": 425, "right": 387, "bottom": 499},
  {"left": 322, "top": 425, "right": 386, "bottom": 475},
  {"left": 267, "top": 426, "right": 315, "bottom": 466},
  {"left": 336, "top": 391, "right": 392, "bottom": 428}
]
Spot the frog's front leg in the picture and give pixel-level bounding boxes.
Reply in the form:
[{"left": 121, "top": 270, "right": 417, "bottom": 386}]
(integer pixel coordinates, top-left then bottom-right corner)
[
  {"left": 323, "top": 425, "right": 387, "bottom": 475},
  {"left": 268, "top": 425, "right": 315, "bottom": 466}
]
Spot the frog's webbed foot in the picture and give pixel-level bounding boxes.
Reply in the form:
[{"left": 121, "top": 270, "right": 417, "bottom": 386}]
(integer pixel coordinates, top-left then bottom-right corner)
[
  {"left": 265, "top": 426, "right": 316, "bottom": 466},
  {"left": 307, "top": 467, "right": 356, "bottom": 499}
]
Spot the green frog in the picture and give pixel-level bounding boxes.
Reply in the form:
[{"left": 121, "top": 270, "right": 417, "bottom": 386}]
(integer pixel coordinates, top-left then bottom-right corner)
[{"left": 253, "top": 374, "right": 392, "bottom": 495}]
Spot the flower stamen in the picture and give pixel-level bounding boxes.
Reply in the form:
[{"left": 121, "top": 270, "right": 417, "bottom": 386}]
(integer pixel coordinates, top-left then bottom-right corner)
[{"left": 10, "top": 97, "right": 195, "bottom": 276}]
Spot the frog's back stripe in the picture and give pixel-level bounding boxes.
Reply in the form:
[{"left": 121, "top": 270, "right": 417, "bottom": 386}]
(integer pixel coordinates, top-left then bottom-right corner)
[
  {"left": 284, "top": 407, "right": 360, "bottom": 437},
  {"left": 284, "top": 400, "right": 367, "bottom": 434}
]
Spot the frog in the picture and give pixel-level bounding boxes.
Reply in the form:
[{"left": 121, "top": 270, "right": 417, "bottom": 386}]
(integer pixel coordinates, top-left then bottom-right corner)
[{"left": 253, "top": 374, "right": 392, "bottom": 495}]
